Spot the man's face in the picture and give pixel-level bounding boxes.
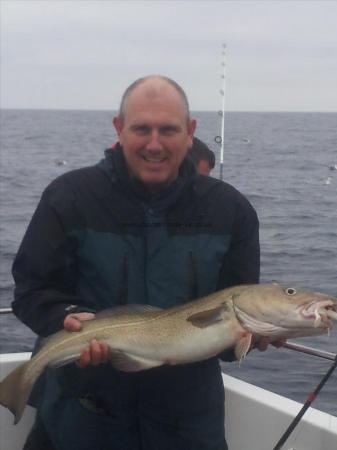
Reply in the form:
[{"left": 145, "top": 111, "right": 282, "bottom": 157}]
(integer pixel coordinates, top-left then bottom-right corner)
[
  {"left": 197, "top": 160, "right": 212, "bottom": 176},
  {"left": 113, "top": 81, "right": 196, "bottom": 191}
]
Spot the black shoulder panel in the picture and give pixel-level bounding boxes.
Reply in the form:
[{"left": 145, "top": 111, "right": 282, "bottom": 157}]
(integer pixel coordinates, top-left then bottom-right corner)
[{"left": 167, "top": 176, "right": 255, "bottom": 236}]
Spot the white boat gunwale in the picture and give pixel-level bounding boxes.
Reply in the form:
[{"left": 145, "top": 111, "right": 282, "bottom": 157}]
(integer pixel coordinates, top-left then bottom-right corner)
[{"left": 1, "top": 352, "right": 337, "bottom": 450}]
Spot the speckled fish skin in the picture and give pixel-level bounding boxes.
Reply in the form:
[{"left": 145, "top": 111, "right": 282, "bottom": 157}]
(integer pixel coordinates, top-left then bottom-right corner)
[{"left": 1, "top": 283, "right": 336, "bottom": 424}]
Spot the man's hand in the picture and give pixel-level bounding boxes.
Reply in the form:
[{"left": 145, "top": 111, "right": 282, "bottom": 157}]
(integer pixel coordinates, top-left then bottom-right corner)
[
  {"left": 63, "top": 312, "right": 109, "bottom": 368},
  {"left": 254, "top": 336, "right": 287, "bottom": 352}
]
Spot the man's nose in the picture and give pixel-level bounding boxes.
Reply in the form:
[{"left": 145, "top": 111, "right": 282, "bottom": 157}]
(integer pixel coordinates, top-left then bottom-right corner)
[{"left": 145, "top": 130, "right": 163, "bottom": 151}]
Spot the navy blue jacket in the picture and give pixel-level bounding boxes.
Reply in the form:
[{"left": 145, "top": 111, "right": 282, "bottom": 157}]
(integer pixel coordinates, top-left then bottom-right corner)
[
  {"left": 11, "top": 146, "right": 260, "bottom": 450},
  {"left": 12, "top": 147, "right": 259, "bottom": 334}
]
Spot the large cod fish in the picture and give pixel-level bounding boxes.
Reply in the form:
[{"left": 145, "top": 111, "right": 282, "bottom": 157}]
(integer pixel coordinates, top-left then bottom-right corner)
[{"left": 1, "top": 283, "right": 336, "bottom": 424}]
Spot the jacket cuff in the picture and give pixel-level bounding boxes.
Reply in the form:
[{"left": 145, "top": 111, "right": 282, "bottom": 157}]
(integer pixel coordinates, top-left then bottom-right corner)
[{"left": 41, "top": 304, "right": 97, "bottom": 336}]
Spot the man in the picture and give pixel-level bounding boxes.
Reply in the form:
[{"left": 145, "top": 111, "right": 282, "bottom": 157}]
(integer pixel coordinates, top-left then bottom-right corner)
[
  {"left": 12, "top": 75, "right": 260, "bottom": 450},
  {"left": 189, "top": 137, "right": 215, "bottom": 176}
]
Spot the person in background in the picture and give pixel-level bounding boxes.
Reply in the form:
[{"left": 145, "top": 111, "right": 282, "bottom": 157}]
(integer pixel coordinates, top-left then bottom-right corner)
[
  {"left": 12, "top": 75, "right": 265, "bottom": 450},
  {"left": 189, "top": 137, "right": 216, "bottom": 176}
]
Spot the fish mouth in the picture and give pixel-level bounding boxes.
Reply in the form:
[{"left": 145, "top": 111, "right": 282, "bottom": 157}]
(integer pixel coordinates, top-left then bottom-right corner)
[
  {"left": 234, "top": 298, "right": 337, "bottom": 336},
  {"left": 300, "top": 300, "right": 337, "bottom": 329}
]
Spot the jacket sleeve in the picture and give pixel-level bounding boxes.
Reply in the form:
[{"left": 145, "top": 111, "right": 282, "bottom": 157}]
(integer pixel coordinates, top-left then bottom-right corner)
[
  {"left": 218, "top": 196, "right": 260, "bottom": 289},
  {"left": 11, "top": 178, "right": 95, "bottom": 337},
  {"left": 227, "top": 200, "right": 260, "bottom": 286},
  {"left": 218, "top": 196, "right": 260, "bottom": 361}
]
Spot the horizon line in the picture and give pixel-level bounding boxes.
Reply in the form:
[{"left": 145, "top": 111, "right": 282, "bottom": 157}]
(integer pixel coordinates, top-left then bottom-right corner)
[{"left": 2, "top": 107, "right": 337, "bottom": 114}]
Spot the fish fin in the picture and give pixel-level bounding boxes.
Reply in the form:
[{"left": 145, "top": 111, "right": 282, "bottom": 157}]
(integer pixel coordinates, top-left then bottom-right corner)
[
  {"left": 109, "top": 350, "right": 162, "bottom": 372},
  {"left": 96, "top": 304, "right": 162, "bottom": 319},
  {"left": 234, "top": 333, "right": 252, "bottom": 364},
  {"left": 0, "top": 361, "right": 33, "bottom": 424},
  {"left": 187, "top": 304, "right": 230, "bottom": 328}
]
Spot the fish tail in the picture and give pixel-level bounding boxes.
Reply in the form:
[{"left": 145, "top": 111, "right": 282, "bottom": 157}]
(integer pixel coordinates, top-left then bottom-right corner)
[{"left": 0, "top": 361, "right": 33, "bottom": 424}]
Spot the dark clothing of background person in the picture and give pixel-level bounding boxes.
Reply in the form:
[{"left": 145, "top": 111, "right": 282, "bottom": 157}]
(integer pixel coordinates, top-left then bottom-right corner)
[
  {"left": 12, "top": 143, "right": 259, "bottom": 450},
  {"left": 188, "top": 137, "right": 216, "bottom": 175}
]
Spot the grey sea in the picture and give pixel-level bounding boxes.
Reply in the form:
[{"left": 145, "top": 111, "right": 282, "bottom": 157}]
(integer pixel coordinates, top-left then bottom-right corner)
[{"left": 0, "top": 110, "right": 336, "bottom": 416}]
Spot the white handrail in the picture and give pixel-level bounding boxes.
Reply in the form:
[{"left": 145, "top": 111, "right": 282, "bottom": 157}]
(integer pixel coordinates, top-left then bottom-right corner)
[
  {"left": 283, "top": 341, "right": 336, "bottom": 362},
  {"left": 0, "top": 307, "right": 13, "bottom": 315}
]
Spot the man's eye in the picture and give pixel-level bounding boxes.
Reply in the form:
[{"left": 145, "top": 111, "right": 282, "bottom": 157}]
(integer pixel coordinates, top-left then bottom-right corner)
[
  {"left": 160, "top": 127, "right": 179, "bottom": 135},
  {"left": 133, "top": 126, "right": 150, "bottom": 135}
]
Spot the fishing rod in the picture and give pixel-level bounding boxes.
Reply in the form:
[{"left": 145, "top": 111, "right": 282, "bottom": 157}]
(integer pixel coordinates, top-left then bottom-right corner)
[
  {"left": 273, "top": 343, "right": 337, "bottom": 450},
  {"left": 219, "top": 43, "right": 226, "bottom": 181},
  {"left": 214, "top": 43, "right": 227, "bottom": 181}
]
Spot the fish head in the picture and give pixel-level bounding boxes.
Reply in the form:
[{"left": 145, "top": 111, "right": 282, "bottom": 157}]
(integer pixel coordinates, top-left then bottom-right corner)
[{"left": 232, "top": 284, "right": 337, "bottom": 339}]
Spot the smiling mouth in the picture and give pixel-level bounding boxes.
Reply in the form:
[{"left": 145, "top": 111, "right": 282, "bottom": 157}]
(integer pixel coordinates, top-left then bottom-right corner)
[{"left": 142, "top": 155, "right": 168, "bottom": 164}]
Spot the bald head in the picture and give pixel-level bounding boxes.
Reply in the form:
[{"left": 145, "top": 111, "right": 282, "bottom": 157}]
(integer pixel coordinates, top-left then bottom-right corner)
[
  {"left": 118, "top": 75, "right": 190, "bottom": 123},
  {"left": 112, "top": 75, "right": 196, "bottom": 191}
]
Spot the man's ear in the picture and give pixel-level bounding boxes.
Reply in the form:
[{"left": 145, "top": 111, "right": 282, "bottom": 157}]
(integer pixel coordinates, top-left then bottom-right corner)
[
  {"left": 187, "top": 119, "right": 197, "bottom": 148},
  {"left": 113, "top": 117, "right": 123, "bottom": 137}
]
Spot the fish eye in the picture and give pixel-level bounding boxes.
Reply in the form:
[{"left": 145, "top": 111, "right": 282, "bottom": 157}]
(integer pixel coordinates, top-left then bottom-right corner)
[{"left": 285, "top": 287, "right": 297, "bottom": 296}]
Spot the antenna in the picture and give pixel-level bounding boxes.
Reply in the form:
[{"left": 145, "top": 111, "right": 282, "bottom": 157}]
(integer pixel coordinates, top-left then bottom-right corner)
[{"left": 219, "top": 43, "right": 226, "bottom": 181}]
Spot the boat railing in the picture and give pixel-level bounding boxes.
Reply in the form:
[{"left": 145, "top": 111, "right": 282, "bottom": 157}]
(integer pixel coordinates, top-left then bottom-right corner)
[
  {"left": 0, "top": 307, "right": 13, "bottom": 315},
  {"left": 283, "top": 341, "right": 336, "bottom": 362}
]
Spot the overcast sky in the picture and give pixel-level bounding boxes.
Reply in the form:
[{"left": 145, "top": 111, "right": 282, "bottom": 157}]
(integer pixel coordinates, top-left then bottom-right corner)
[{"left": 1, "top": 0, "right": 337, "bottom": 112}]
